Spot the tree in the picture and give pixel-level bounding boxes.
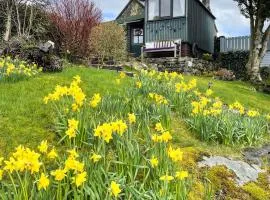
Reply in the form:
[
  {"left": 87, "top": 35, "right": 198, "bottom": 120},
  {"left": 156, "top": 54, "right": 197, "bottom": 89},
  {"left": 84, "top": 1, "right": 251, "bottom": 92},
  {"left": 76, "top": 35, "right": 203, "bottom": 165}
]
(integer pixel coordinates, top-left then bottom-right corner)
[
  {"left": 49, "top": 0, "right": 102, "bottom": 58},
  {"left": 234, "top": 0, "right": 270, "bottom": 83},
  {"left": 0, "top": 0, "right": 50, "bottom": 41},
  {"left": 0, "top": 0, "right": 14, "bottom": 41},
  {"left": 89, "top": 22, "right": 127, "bottom": 66}
]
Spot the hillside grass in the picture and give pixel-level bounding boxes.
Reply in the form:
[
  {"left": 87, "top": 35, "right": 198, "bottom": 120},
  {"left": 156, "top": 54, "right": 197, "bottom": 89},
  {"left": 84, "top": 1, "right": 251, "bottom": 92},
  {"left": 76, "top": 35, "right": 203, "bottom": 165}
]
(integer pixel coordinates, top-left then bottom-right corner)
[
  {"left": 0, "top": 66, "right": 269, "bottom": 155},
  {"left": 184, "top": 75, "right": 270, "bottom": 113},
  {"left": 0, "top": 66, "right": 128, "bottom": 154}
]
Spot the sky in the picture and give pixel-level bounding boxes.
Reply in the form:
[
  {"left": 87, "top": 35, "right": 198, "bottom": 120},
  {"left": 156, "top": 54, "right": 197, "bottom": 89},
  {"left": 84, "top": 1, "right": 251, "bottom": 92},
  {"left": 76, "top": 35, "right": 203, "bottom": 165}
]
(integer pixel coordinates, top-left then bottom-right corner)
[{"left": 92, "top": 0, "right": 250, "bottom": 37}]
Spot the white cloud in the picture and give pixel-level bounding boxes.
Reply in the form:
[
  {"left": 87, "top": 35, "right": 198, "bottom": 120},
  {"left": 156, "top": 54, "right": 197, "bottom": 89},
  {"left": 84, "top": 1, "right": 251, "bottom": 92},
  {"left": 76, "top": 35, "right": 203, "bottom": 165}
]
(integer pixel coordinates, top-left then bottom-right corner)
[
  {"left": 211, "top": 0, "right": 250, "bottom": 36},
  {"left": 93, "top": 0, "right": 250, "bottom": 36}
]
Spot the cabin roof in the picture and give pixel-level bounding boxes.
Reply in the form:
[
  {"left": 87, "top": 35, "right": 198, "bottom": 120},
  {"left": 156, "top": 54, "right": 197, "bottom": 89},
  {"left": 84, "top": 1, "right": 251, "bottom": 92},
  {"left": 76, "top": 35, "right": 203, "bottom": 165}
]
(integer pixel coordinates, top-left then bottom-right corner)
[{"left": 116, "top": 0, "right": 145, "bottom": 20}]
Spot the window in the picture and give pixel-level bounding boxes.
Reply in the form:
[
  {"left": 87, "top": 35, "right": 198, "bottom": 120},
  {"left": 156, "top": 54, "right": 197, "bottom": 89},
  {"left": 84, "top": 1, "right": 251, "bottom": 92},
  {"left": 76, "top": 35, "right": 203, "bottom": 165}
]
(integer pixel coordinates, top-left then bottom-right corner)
[
  {"left": 133, "top": 28, "right": 144, "bottom": 44},
  {"left": 173, "top": 0, "right": 185, "bottom": 17},
  {"left": 161, "top": 0, "right": 171, "bottom": 17},
  {"left": 148, "top": 0, "right": 159, "bottom": 20},
  {"left": 148, "top": 0, "right": 185, "bottom": 20}
]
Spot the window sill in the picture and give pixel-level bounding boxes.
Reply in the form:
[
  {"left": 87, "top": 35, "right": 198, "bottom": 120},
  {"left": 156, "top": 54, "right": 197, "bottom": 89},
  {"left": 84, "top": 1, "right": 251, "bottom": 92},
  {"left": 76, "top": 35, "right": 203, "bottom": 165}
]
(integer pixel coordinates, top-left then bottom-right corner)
[{"left": 147, "top": 16, "right": 186, "bottom": 22}]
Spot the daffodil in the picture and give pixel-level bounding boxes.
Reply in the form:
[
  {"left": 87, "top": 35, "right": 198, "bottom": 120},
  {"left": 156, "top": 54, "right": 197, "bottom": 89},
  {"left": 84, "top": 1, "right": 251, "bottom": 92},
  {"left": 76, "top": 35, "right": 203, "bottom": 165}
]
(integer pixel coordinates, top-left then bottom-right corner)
[
  {"left": 38, "top": 173, "right": 50, "bottom": 190},
  {"left": 51, "top": 169, "right": 66, "bottom": 181},
  {"left": 205, "top": 89, "right": 213, "bottom": 96},
  {"left": 159, "top": 175, "right": 174, "bottom": 181},
  {"left": 110, "top": 181, "right": 121, "bottom": 197},
  {"left": 38, "top": 140, "right": 48, "bottom": 154},
  {"left": 72, "top": 171, "right": 87, "bottom": 187},
  {"left": 119, "top": 72, "right": 126, "bottom": 79},
  {"left": 136, "top": 81, "right": 142, "bottom": 89},
  {"left": 167, "top": 146, "right": 183, "bottom": 162},
  {"left": 247, "top": 110, "right": 260, "bottom": 118},
  {"left": 151, "top": 134, "right": 161, "bottom": 143},
  {"left": 161, "top": 131, "right": 172, "bottom": 142},
  {"left": 65, "top": 119, "right": 79, "bottom": 139},
  {"left": 47, "top": 148, "right": 58, "bottom": 159},
  {"left": 90, "top": 93, "right": 102, "bottom": 108},
  {"left": 150, "top": 156, "right": 159, "bottom": 168},
  {"left": 0, "top": 170, "right": 3, "bottom": 180},
  {"left": 67, "top": 149, "right": 79, "bottom": 158},
  {"left": 90, "top": 153, "right": 102, "bottom": 163},
  {"left": 128, "top": 113, "right": 136, "bottom": 124},
  {"left": 149, "top": 93, "right": 168, "bottom": 105},
  {"left": 155, "top": 123, "right": 164, "bottom": 132},
  {"left": 229, "top": 101, "right": 245, "bottom": 115},
  {"left": 175, "top": 171, "right": 188, "bottom": 180}
]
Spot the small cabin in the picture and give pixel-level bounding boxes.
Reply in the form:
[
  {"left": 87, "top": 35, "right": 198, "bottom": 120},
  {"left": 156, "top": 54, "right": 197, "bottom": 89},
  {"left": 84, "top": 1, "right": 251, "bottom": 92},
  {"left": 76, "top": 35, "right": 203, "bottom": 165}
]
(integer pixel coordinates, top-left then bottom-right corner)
[{"left": 116, "top": 0, "right": 217, "bottom": 58}]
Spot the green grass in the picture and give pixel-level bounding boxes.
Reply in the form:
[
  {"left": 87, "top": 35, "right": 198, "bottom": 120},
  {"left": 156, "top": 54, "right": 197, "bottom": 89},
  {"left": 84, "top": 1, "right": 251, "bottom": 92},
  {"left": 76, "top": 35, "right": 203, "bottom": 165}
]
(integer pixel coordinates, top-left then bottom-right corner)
[
  {"left": 0, "top": 66, "right": 128, "bottom": 154},
  {"left": 185, "top": 75, "right": 270, "bottom": 113},
  {"left": 0, "top": 66, "right": 269, "bottom": 155}
]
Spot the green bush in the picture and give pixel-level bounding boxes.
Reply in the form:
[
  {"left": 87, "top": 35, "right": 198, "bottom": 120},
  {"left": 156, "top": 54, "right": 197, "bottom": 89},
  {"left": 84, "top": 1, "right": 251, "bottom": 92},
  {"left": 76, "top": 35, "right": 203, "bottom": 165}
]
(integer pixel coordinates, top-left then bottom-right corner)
[
  {"left": 202, "top": 53, "right": 213, "bottom": 61},
  {"left": 89, "top": 22, "right": 127, "bottom": 65},
  {"left": 217, "top": 51, "right": 249, "bottom": 80}
]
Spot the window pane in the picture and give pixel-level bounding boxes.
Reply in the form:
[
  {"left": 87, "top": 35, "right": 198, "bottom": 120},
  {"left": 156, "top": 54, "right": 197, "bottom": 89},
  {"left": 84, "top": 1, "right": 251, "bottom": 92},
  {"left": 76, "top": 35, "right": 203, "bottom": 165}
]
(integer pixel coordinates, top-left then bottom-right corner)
[
  {"left": 133, "top": 37, "right": 137, "bottom": 44},
  {"left": 148, "top": 0, "right": 159, "bottom": 20},
  {"left": 138, "top": 36, "right": 143, "bottom": 44},
  {"left": 173, "top": 0, "right": 185, "bottom": 17},
  {"left": 161, "top": 0, "right": 171, "bottom": 17}
]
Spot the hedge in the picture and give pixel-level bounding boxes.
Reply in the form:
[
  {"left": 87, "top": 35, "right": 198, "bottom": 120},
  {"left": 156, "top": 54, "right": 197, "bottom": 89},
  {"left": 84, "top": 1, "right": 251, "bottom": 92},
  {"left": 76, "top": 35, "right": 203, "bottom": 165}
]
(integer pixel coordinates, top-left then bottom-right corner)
[{"left": 217, "top": 51, "right": 249, "bottom": 80}]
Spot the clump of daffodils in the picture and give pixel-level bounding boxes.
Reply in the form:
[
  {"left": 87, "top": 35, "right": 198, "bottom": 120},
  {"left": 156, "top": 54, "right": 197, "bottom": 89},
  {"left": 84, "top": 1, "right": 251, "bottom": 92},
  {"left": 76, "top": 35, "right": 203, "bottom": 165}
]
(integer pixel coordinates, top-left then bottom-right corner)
[
  {"left": 175, "top": 79, "right": 197, "bottom": 93},
  {"left": 229, "top": 101, "right": 245, "bottom": 115},
  {"left": 149, "top": 93, "right": 168, "bottom": 105},
  {"left": 0, "top": 57, "right": 41, "bottom": 81},
  {"left": 151, "top": 123, "right": 172, "bottom": 143},
  {"left": 4, "top": 145, "right": 42, "bottom": 174},
  {"left": 89, "top": 93, "right": 102, "bottom": 108},
  {"left": 65, "top": 119, "right": 79, "bottom": 139},
  {"left": 44, "top": 76, "right": 85, "bottom": 109},
  {"left": 247, "top": 110, "right": 260, "bottom": 118},
  {"left": 44, "top": 76, "right": 86, "bottom": 112},
  {"left": 94, "top": 120, "right": 128, "bottom": 143}
]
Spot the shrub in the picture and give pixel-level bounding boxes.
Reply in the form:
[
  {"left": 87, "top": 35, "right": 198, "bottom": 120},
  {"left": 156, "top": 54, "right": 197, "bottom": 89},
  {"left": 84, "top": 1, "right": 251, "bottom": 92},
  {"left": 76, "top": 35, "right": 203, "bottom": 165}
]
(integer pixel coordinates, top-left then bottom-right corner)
[
  {"left": 49, "top": 0, "right": 102, "bottom": 59},
  {"left": 260, "top": 67, "right": 270, "bottom": 83},
  {"left": 217, "top": 51, "right": 249, "bottom": 79},
  {"left": 89, "top": 22, "right": 127, "bottom": 65},
  {"left": 202, "top": 53, "right": 213, "bottom": 61},
  {"left": 214, "top": 68, "right": 236, "bottom": 81}
]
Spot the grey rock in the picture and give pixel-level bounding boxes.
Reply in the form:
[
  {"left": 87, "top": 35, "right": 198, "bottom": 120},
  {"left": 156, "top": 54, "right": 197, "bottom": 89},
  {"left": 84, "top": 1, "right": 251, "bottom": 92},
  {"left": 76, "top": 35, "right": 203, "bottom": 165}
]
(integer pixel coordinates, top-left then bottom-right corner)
[
  {"left": 243, "top": 144, "right": 270, "bottom": 166},
  {"left": 198, "top": 156, "right": 264, "bottom": 186},
  {"left": 39, "top": 41, "right": 55, "bottom": 53}
]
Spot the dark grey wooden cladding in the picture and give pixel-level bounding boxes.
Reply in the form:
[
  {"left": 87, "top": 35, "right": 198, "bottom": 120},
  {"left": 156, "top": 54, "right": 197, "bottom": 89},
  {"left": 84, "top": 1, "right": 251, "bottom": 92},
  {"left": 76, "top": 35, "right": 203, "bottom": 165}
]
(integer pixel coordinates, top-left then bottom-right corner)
[
  {"left": 187, "top": 0, "right": 216, "bottom": 53},
  {"left": 145, "top": 18, "right": 187, "bottom": 42}
]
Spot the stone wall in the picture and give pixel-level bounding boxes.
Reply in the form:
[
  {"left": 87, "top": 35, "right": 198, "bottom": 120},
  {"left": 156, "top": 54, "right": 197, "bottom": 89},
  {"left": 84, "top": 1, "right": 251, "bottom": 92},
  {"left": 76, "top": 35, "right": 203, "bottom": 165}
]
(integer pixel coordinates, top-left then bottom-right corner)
[{"left": 146, "top": 57, "right": 219, "bottom": 76}]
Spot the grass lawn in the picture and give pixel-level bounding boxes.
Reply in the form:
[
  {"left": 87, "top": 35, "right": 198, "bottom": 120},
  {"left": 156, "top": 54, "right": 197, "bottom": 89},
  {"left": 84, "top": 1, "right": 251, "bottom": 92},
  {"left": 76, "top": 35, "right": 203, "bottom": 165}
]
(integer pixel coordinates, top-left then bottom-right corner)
[
  {"left": 0, "top": 66, "right": 128, "bottom": 154},
  {"left": 0, "top": 66, "right": 269, "bottom": 155},
  {"left": 185, "top": 75, "right": 270, "bottom": 113}
]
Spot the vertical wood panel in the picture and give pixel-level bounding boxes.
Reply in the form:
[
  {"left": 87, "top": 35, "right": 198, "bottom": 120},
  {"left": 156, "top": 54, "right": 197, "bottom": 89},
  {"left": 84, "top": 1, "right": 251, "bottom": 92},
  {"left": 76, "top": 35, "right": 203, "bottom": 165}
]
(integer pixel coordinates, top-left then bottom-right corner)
[
  {"left": 187, "top": 0, "right": 216, "bottom": 53},
  {"left": 145, "top": 18, "right": 187, "bottom": 42}
]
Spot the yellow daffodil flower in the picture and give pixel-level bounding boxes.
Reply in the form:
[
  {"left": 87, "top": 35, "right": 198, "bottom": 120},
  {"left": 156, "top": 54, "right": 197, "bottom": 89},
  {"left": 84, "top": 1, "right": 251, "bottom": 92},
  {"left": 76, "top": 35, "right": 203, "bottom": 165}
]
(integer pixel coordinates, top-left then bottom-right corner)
[
  {"left": 38, "top": 173, "right": 50, "bottom": 190},
  {"left": 110, "top": 181, "right": 121, "bottom": 197}
]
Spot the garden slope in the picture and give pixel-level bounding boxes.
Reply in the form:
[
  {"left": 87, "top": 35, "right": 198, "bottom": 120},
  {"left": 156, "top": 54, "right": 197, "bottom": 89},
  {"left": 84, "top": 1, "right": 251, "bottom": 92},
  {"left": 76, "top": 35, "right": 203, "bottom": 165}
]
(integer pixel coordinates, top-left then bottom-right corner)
[
  {"left": 0, "top": 67, "right": 128, "bottom": 154},
  {"left": 0, "top": 66, "right": 269, "bottom": 154}
]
